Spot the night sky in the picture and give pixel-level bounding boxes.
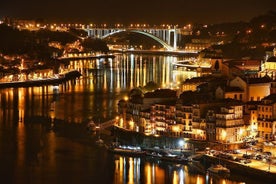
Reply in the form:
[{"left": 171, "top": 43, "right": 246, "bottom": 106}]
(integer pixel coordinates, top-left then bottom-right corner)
[{"left": 1, "top": 0, "right": 276, "bottom": 24}]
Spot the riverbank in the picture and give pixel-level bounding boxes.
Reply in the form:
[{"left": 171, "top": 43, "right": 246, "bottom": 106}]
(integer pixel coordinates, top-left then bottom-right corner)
[
  {"left": 59, "top": 53, "right": 115, "bottom": 60},
  {"left": 0, "top": 70, "right": 81, "bottom": 88}
]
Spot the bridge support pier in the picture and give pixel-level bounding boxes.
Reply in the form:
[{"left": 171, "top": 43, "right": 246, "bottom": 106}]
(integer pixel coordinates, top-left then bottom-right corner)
[{"left": 173, "top": 27, "right": 178, "bottom": 50}]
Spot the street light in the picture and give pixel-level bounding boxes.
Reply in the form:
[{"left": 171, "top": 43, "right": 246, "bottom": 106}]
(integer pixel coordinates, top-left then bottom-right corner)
[
  {"left": 178, "top": 139, "right": 184, "bottom": 147},
  {"left": 178, "top": 139, "right": 185, "bottom": 153},
  {"left": 124, "top": 96, "right": 129, "bottom": 101}
]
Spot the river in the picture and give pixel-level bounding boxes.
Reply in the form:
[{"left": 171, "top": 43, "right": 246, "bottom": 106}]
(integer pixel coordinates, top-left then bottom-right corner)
[{"left": 0, "top": 53, "right": 264, "bottom": 183}]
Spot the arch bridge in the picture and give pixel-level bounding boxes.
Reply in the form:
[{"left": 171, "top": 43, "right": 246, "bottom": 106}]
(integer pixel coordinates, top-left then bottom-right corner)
[{"left": 85, "top": 27, "right": 181, "bottom": 51}]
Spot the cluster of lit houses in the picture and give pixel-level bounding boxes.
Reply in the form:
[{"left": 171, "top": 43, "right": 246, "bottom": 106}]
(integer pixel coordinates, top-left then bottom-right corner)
[{"left": 117, "top": 47, "right": 276, "bottom": 144}]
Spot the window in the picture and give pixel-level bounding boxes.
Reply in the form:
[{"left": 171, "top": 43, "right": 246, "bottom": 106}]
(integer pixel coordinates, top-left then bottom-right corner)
[{"left": 239, "top": 94, "right": 242, "bottom": 100}]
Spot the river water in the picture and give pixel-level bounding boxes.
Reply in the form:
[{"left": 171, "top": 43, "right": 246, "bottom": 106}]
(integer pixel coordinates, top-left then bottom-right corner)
[{"left": 0, "top": 53, "right": 264, "bottom": 183}]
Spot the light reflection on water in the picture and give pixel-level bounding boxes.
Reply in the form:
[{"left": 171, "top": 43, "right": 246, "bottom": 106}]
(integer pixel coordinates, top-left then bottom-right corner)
[
  {"left": 111, "top": 155, "right": 247, "bottom": 184},
  {"left": 0, "top": 54, "right": 196, "bottom": 124}
]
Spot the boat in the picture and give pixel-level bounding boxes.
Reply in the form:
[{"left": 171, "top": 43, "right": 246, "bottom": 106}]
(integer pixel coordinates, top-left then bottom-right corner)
[
  {"left": 87, "top": 120, "right": 97, "bottom": 132},
  {"left": 95, "top": 137, "right": 104, "bottom": 146},
  {"left": 207, "top": 164, "right": 230, "bottom": 174},
  {"left": 108, "top": 145, "right": 146, "bottom": 157},
  {"left": 172, "top": 60, "right": 212, "bottom": 70},
  {"left": 144, "top": 149, "right": 190, "bottom": 164},
  {"left": 160, "top": 154, "right": 190, "bottom": 164}
]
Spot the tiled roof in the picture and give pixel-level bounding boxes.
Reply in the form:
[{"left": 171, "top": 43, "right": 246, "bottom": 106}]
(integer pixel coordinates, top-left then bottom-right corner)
[
  {"left": 246, "top": 101, "right": 260, "bottom": 105},
  {"left": 224, "top": 59, "right": 261, "bottom": 66},
  {"left": 261, "top": 94, "right": 276, "bottom": 102},
  {"left": 183, "top": 75, "right": 227, "bottom": 84},
  {"left": 267, "top": 56, "right": 276, "bottom": 63},
  {"left": 224, "top": 86, "right": 243, "bottom": 92},
  {"left": 144, "top": 89, "right": 177, "bottom": 98},
  {"left": 155, "top": 99, "right": 177, "bottom": 106},
  {"left": 244, "top": 76, "right": 272, "bottom": 84}
]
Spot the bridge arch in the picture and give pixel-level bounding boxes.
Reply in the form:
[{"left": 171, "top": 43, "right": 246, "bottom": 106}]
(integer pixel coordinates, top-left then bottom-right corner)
[{"left": 101, "top": 29, "right": 174, "bottom": 51}]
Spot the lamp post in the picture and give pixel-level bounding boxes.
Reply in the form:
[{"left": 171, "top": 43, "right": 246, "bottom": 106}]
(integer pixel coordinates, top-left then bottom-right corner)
[
  {"left": 268, "top": 155, "right": 271, "bottom": 172},
  {"left": 123, "top": 96, "right": 128, "bottom": 128}
]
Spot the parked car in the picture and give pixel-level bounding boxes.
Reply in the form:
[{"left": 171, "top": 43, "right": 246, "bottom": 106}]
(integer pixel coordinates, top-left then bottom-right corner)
[
  {"left": 243, "top": 154, "right": 253, "bottom": 159},
  {"left": 254, "top": 154, "right": 263, "bottom": 160},
  {"left": 263, "top": 151, "right": 272, "bottom": 156},
  {"left": 234, "top": 157, "right": 243, "bottom": 163},
  {"left": 241, "top": 159, "right": 251, "bottom": 164},
  {"left": 252, "top": 147, "right": 262, "bottom": 152},
  {"left": 232, "top": 149, "right": 241, "bottom": 154}
]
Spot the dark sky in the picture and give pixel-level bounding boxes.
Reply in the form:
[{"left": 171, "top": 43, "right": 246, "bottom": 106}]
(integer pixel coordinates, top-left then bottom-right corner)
[{"left": 1, "top": 0, "right": 276, "bottom": 24}]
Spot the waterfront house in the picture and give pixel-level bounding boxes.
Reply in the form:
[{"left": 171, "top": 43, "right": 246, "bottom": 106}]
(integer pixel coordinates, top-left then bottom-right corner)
[
  {"left": 139, "top": 109, "right": 151, "bottom": 135},
  {"left": 257, "top": 94, "right": 276, "bottom": 141},
  {"left": 151, "top": 101, "right": 177, "bottom": 136},
  {"left": 215, "top": 102, "right": 245, "bottom": 144},
  {"left": 206, "top": 109, "right": 218, "bottom": 142},
  {"left": 244, "top": 101, "right": 259, "bottom": 138},
  {"left": 175, "top": 102, "right": 193, "bottom": 138}
]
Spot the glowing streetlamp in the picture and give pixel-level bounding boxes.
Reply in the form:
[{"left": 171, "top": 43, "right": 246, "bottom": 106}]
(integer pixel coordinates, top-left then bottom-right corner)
[
  {"left": 221, "top": 130, "right": 226, "bottom": 141},
  {"left": 178, "top": 139, "right": 185, "bottom": 152},
  {"left": 115, "top": 116, "right": 119, "bottom": 126},
  {"left": 124, "top": 96, "right": 129, "bottom": 101},
  {"left": 129, "top": 120, "right": 134, "bottom": 131},
  {"left": 178, "top": 139, "right": 184, "bottom": 147},
  {"left": 119, "top": 118, "right": 124, "bottom": 127}
]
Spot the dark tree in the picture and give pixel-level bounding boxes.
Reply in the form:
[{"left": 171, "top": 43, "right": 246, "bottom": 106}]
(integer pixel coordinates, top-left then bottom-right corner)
[
  {"left": 81, "top": 38, "right": 109, "bottom": 53},
  {"left": 214, "top": 60, "right": 219, "bottom": 71}
]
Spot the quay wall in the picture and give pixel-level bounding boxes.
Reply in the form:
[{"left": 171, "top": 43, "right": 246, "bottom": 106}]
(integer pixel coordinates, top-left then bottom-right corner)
[
  {"left": 203, "top": 154, "right": 276, "bottom": 181},
  {"left": 112, "top": 126, "right": 207, "bottom": 151}
]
